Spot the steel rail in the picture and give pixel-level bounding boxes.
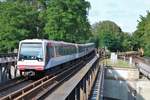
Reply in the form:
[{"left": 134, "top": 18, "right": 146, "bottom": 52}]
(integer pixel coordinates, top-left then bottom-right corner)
[
  {"left": 0, "top": 78, "right": 27, "bottom": 93},
  {"left": 134, "top": 56, "right": 150, "bottom": 65}
]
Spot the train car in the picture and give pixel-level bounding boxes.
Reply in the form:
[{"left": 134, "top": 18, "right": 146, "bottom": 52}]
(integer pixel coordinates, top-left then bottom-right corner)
[{"left": 17, "top": 39, "right": 95, "bottom": 76}]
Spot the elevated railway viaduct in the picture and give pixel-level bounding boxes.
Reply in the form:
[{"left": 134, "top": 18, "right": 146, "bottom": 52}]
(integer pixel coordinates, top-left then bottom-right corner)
[{"left": 0, "top": 51, "right": 149, "bottom": 100}]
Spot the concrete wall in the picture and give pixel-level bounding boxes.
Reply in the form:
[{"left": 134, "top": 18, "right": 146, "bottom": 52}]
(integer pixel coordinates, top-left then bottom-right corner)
[
  {"left": 103, "top": 67, "right": 150, "bottom": 100},
  {"left": 104, "top": 79, "right": 131, "bottom": 100},
  {"left": 136, "top": 81, "right": 150, "bottom": 100},
  {"left": 105, "top": 67, "right": 139, "bottom": 80}
]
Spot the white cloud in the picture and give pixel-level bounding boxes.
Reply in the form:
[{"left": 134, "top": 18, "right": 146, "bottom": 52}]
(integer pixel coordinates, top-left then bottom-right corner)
[{"left": 86, "top": 0, "right": 150, "bottom": 32}]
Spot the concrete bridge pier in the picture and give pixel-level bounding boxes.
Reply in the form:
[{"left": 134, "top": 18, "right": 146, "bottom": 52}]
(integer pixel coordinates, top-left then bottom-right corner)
[{"left": 0, "top": 62, "right": 19, "bottom": 84}]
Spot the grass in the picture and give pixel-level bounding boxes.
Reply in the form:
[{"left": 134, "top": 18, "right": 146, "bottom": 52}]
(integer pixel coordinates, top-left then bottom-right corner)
[{"left": 101, "top": 59, "right": 132, "bottom": 68}]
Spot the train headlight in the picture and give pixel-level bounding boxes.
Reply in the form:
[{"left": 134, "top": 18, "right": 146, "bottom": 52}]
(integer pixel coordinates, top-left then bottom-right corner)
[{"left": 35, "top": 56, "right": 43, "bottom": 61}]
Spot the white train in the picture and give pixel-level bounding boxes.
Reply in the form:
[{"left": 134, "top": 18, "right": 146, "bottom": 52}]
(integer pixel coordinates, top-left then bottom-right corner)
[{"left": 17, "top": 39, "right": 95, "bottom": 76}]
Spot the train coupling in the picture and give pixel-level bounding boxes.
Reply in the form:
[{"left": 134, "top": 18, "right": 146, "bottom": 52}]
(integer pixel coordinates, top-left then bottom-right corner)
[{"left": 25, "top": 71, "right": 35, "bottom": 76}]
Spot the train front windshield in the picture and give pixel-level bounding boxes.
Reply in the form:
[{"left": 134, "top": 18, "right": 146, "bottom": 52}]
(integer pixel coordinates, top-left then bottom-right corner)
[{"left": 19, "top": 43, "right": 43, "bottom": 61}]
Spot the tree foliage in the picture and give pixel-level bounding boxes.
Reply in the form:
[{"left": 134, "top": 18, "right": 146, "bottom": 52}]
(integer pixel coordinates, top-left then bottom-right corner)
[
  {"left": 122, "top": 33, "right": 133, "bottom": 51},
  {"left": 44, "top": 0, "right": 91, "bottom": 43},
  {"left": 133, "top": 11, "right": 150, "bottom": 56},
  {"left": 91, "top": 21, "right": 124, "bottom": 52},
  {"left": 91, "top": 16, "right": 149, "bottom": 56},
  {"left": 0, "top": 0, "right": 48, "bottom": 52}
]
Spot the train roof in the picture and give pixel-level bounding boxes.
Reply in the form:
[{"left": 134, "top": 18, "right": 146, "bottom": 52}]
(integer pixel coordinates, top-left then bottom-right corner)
[
  {"left": 84, "top": 43, "right": 95, "bottom": 45},
  {"left": 20, "top": 39, "right": 76, "bottom": 45},
  {"left": 20, "top": 39, "right": 65, "bottom": 43},
  {"left": 20, "top": 39, "right": 46, "bottom": 43},
  {"left": 20, "top": 39, "right": 95, "bottom": 46},
  {"left": 77, "top": 43, "right": 94, "bottom": 46}
]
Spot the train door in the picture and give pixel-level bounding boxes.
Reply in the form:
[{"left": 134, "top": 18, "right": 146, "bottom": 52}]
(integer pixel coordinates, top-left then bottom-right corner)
[
  {"left": 46, "top": 44, "right": 50, "bottom": 65},
  {"left": 75, "top": 44, "right": 79, "bottom": 58},
  {"left": 46, "top": 43, "right": 55, "bottom": 65}
]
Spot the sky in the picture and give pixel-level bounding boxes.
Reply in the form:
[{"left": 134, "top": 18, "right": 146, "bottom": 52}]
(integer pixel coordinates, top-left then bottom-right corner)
[{"left": 86, "top": 0, "right": 150, "bottom": 33}]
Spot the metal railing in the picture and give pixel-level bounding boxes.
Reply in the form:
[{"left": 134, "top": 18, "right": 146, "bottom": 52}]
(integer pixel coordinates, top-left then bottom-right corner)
[{"left": 0, "top": 53, "right": 17, "bottom": 63}]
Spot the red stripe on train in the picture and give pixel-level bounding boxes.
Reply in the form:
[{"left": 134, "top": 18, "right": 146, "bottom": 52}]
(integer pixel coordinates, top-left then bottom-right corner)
[{"left": 18, "top": 65, "right": 44, "bottom": 71}]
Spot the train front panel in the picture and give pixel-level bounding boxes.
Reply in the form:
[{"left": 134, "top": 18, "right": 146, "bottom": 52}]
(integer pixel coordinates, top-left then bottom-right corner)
[{"left": 17, "top": 40, "right": 45, "bottom": 75}]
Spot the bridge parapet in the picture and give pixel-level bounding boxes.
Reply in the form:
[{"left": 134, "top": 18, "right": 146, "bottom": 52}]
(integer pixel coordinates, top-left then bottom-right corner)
[
  {"left": 0, "top": 53, "right": 17, "bottom": 64},
  {"left": 44, "top": 55, "right": 104, "bottom": 100}
]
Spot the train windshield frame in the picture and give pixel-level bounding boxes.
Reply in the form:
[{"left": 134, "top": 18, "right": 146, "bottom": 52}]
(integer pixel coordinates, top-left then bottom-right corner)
[{"left": 19, "top": 42, "right": 43, "bottom": 61}]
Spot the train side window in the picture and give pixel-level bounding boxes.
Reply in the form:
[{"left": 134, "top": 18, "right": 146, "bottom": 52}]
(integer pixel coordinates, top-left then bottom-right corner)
[
  {"left": 55, "top": 45, "right": 61, "bottom": 57},
  {"left": 49, "top": 46, "right": 54, "bottom": 58},
  {"left": 55, "top": 46, "right": 58, "bottom": 57},
  {"left": 64, "top": 45, "right": 67, "bottom": 55},
  {"left": 46, "top": 45, "right": 50, "bottom": 63},
  {"left": 46, "top": 44, "right": 54, "bottom": 58},
  {"left": 62, "top": 46, "right": 65, "bottom": 55},
  {"left": 59, "top": 45, "right": 63, "bottom": 56},
  {"left": 73, "top": 46, "right": 76, "bottom": 54}
]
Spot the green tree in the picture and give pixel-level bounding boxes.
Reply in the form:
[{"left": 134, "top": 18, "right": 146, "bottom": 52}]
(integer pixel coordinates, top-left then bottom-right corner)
[
  {"left": 44, "top": 0, "right": 91, "bottom": 43},
  {"left": 122, "top": 33, "right": 133, "bottom": 51},
  {"left": 92, "top": 21, "right": 124, "bottom": 52},
  {"left": 133, "top": 11, "right": 150, "bottom": 56},
  {"left": 0, "top": 1, "right": 45, "bottom": 52}
]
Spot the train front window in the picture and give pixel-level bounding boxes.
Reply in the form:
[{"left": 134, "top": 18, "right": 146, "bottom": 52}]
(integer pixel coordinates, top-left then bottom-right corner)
[{"left": 19, "top": 43, "right": 43, "bottom": 61}]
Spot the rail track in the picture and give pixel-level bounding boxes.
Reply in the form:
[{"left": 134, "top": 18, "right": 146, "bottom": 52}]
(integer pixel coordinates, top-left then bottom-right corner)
[
  {"left": 0, "top": 78, "right": 33, "bottom": 98},
  {"left": 1, "top": 51, "right": 95, "bottom": 100},
  {"left": 0, "top": 77, "right": 25, "bottom": 92},
  {"left": 134, "top": 56, "right": 150, "bottom": 65}
]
